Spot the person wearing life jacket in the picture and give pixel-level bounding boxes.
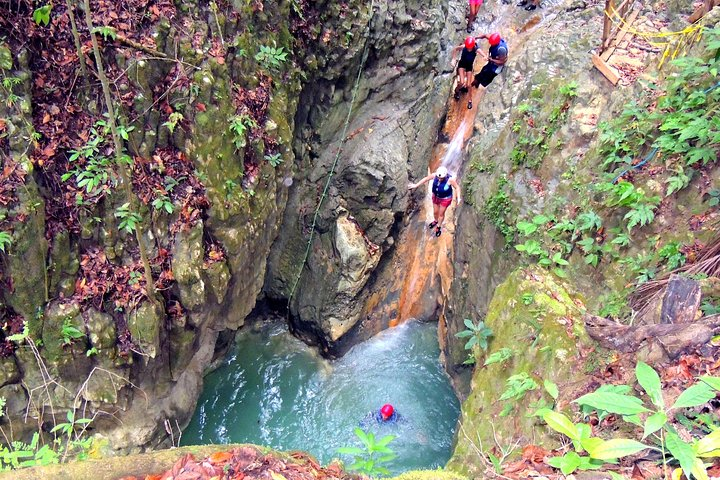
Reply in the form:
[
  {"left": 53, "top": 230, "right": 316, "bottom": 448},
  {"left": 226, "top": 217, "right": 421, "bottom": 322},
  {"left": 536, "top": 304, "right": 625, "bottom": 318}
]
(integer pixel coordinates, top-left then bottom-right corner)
[
  {"left": 472, "top": 33, "right": 508, "bottom": 90},
  {"left": 408, "top": 166, "right": 462, "bottom": 237},
  {"left": 360, "top": 404, "right": 402, "bottom": 427},
  {"left": 450, "top": 36, "right": 480, "bottom": 110},
  {"left": 377, "top": 404, "right": 398, "bottom": 423},
  {"left": 467, "top": 0, "right": 484, "bottom": 32}
]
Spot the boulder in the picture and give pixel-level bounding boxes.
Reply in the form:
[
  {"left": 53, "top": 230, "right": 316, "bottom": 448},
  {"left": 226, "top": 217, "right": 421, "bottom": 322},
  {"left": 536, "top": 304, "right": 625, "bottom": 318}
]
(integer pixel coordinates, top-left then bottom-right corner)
[
  {"left": 447, "top": 268, "right": 592, "bottom": 478},
  {"left": 86, "top": 308, "right": 116, "bottom": 350},
  {"left": 127, "top": 302, "right": 163, "bottom": 359},
  {"left": 172, "top": 222, "right": 206, "bottom": 311},
  {"left": 42, "top": 300, "right": 83, "bottom": 362}
]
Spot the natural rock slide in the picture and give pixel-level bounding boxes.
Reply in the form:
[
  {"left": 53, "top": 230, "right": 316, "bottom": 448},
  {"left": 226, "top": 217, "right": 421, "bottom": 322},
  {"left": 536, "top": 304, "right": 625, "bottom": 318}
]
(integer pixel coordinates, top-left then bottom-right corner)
[{"left": 363, "top": 95, "right": 479, "bottom": 330}]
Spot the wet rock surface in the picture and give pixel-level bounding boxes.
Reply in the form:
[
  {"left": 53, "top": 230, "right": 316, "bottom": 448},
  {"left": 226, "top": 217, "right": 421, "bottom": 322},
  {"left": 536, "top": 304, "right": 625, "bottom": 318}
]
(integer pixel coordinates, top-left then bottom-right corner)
[
  {"left": 0, "top": 0, "right": 467, "bottom": 454},
  {"left": 264, "top": 0, "right": 464, "bottom": 353}
]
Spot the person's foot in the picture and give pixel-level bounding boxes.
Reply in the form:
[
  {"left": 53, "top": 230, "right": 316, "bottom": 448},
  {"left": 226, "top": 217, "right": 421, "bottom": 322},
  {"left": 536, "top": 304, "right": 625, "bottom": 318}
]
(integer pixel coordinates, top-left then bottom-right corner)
[
  {"left": 517, "top": 0, "right": 528, "bottom": 5},
  {"left": 454, "top": 91, "right": 461, "bottom": 100},
  {"left": 524, "top": 3, "right": 537, "bottom": 9},
  {"left": 502, "top": 0, "right": 511, "bottom": 4},
  {"left": 428, "top": 221, "right": 438, "bottom": 229},
  {"left": 467, "top": 100, "right": 473, "bottom": 109},
  {"left": 466, "top": 25, "right": 473, "bottom": 33},
  {"left": 460, "top": 86, "right": 468, "bottom": 93},
  {"left": 435, "top": 226, "right": 442, "bottom": 237}
]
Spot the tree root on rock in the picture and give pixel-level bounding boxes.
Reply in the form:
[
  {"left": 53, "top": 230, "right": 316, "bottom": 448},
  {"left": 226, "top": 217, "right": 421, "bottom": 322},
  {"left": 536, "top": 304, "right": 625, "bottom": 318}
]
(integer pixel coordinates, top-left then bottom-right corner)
[{"left": 584, "top": 313, "right": 720, "bottom": 359}]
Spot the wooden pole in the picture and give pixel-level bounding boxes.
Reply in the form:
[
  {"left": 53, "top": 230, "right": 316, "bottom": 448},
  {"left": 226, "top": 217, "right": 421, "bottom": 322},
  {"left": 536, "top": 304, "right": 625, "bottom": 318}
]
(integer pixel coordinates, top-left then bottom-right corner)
[{"left": 602, "top": 0, "right": 614, "bottom": 51}]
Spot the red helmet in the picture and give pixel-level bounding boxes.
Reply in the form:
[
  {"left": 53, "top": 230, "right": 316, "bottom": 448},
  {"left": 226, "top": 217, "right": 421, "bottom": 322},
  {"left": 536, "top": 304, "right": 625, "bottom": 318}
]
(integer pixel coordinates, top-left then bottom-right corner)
[
  {"left": 380, "top": 404, "right": 394, "bottom": 419},
  {"left": 488, "top": 33, "right": 501, "bottom": 46},
  {"left": 464, "top": 36, "right": 476, "bottom": 50}
]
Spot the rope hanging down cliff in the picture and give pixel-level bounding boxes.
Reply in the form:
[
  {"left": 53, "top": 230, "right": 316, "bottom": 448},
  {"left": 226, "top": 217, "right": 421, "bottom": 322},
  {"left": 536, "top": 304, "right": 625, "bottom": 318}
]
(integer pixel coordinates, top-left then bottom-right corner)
[{"left": 287, "top": 2, "right": 375, "bottom": 311}]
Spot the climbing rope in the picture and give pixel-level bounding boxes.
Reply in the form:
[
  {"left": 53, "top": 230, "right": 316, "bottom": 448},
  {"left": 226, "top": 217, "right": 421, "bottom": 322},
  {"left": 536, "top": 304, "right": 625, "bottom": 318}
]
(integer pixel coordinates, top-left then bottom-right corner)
[{"left": 286, "top": 1, "right": 375, "bottom": 310}]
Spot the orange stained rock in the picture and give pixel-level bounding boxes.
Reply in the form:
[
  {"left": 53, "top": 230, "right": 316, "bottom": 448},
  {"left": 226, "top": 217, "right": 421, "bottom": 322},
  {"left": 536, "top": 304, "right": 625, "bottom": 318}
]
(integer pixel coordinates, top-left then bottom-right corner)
[{"left": 365, "top": 86, "right": 484, "bottom": 328}]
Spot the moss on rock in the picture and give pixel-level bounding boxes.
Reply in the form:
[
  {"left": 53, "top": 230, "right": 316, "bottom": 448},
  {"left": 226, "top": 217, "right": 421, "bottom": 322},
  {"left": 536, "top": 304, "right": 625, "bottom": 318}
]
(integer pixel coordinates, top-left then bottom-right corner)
[
  {"left": 388, "top": 470, "right": 469, "bottom": 480},
  {"left": 447, "top": 267, "right": 591, "bottom": 478},
  {"left": 127, "top": 301, "right": 163, "bottom": 359}
]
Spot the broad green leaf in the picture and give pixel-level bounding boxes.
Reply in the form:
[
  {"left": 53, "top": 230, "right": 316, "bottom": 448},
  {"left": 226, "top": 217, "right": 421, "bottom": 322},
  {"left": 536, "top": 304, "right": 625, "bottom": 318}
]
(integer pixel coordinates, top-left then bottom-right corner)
[
  {"left": 577, "top": 456, "right": 606, "bottom": 470},
  {"left": 354, "top": 427, "right": 370, "bottom": 449},
  {"left": 636, "top": 361, "right": 664, "bottom": 408},
  {"left": 574, "top": 391, "right": 650, "bottom": 415},
  {"left": 516, "top": 221, "right": 538, "bottom": 235},
  {"left": 371, "top": 445, "right": 393, "bottom": 455},
  {"left": 488, "top": 452, "right": 502, "bottom": 473},
  {"left": 548, "top": 451, "right": 582, "bottom": 475},
  {"left": 349, "top": 461, "right": 366, "bottom": 471},
  {"left": 665, "top": 430, "right": 696, "bottom": 480},
  {"left": 463, "top": 319, "right": 475, "bottom": 330},
  {"left": 50, "top": 423, "right": 67, "bottom": 433},
  {"left": 699, "top": 376, "right": 720, "bottom": 391},
  {"left": 542, "top": 411, "right": 579, "bottom": 440},
  {"left": 544, "top": 379, "right": 559, "bottom": 400},
  {"left": 691, "top": 458, "right": 710, "bottom": 480},
  {"left": 587, "top": 438, "right": 649, "bottom": 460},
  {"left": 671, "top": 382, "right": 716, "bottom": 409},
  {"left": 642, "top": 412, "right": 667, "bottom": 439},
  {"left": 695, "top": 428, "right": 720, "bottom": 458},
  {"left": 573, "top": 425, "right": 594, "bottom": 453},
  {"left": 377, "top": 453, "right": 396, "bottom": 462},
  {"left": 484, "top": 348, "right": 513, "bottom": 366},
  {"left": 576, "top": 423, "right": 591, "bottom": 440},
  {"left": 623, "top": 414, "right": 643, "bottom": 427},
  {"left": 376, "top": 434, "right": 395, "bottom": 447},
  {"left": 532, "top": 214, "right": 550, "bottom": 225}
]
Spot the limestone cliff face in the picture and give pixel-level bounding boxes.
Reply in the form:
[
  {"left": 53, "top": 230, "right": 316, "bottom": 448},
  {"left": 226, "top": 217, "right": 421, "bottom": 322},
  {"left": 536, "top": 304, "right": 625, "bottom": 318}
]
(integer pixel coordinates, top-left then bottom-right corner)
[
  {"left": 445, "top": 2, "right": 720, "bottom": 475},
  {"left": 264, "top": 0, "right": 464, "bottom": 353},
  {"left": 0, "top": 0, "right": 462, "bottom": 452}
]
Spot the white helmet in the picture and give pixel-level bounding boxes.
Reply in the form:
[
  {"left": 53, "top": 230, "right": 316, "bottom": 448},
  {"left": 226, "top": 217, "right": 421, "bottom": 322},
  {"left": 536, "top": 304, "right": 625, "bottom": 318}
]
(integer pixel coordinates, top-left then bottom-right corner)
[{"left": 435, "top": 166, "right": 448, "bottom": 178}]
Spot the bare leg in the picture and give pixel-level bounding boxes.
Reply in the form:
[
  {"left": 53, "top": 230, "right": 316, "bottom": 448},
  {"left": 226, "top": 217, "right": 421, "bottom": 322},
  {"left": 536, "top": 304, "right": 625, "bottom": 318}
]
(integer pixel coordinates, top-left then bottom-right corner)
[
  {"left": 433, "top": 203, "right": 441, "bottom": 223},
  {"left": 437, "top": 204, "right": 448, "bottom": 227},
  {"left": 455, "top": 69, "right": 468, "bottom": 96},
  {"left": 468, "top": 4, "right": 479, "bottom": 29}
]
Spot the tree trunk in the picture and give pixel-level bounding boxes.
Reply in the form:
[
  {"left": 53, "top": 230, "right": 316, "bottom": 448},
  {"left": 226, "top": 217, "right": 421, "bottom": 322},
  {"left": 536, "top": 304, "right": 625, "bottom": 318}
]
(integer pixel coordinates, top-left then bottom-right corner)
[{"left": 81, "top": 0, "right": 160, "bottom": 308}]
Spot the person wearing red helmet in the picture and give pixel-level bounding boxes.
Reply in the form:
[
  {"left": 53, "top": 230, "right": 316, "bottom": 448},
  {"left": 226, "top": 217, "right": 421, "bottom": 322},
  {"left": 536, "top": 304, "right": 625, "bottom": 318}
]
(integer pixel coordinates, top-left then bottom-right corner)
[
  {"left": 379, "top": 404, "right": 395, "bottom": 421},
  {"left": 450, "top": 36, "right": 481, "bottom": 110},
  {"left": 361, "top": 403, "right": 402, "bottom": 426},
  {"left": 472, "top": 32, "right": 508, "bottom": 91},
  {"left": 467, "top": 0, "right": 484, "bottom": 33}
]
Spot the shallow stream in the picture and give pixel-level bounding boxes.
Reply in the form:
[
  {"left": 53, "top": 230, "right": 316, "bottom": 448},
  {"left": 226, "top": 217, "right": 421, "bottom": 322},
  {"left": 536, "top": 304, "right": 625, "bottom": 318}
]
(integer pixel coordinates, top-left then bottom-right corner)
[{"left": 182, "top": 319, "right": 460, "bottom": 474}]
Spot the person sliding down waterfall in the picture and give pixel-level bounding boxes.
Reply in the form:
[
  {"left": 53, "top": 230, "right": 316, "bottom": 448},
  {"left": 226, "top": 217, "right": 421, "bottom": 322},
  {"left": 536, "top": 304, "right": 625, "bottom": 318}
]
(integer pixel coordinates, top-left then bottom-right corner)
[
  {"left": 466, "top": 0, "right": 484, "bottom": 33},
  {"left": 471, "top": 32, "right": 508, "bottom": 91},
  {"left": 408, "top": 166, "right": 462, "bottom": 237},
  {"left": 450, "top": 36, "right": 480, "bottom": 110}
]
